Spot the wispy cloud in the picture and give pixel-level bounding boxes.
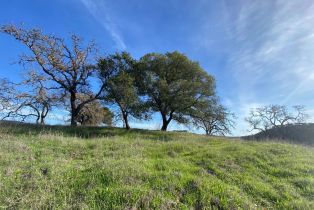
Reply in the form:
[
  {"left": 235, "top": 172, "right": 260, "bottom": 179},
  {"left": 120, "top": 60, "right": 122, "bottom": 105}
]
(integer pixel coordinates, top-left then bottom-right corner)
[
  {"left": 230, "top": 0, "right": 314, "bottom": 98},
  {"left": 80, "top": 0, "right": 126, "bottom": 50},
  {"left": 77, "top": 0, "right": 314, "bottom": 135},
  {"left": 219, "top": 0, "right": 314, "bottom": 135}
]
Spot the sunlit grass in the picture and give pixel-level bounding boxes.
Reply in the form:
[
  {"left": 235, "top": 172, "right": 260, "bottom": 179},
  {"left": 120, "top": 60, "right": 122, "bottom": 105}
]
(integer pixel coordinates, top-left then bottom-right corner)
[{"left": 0, "top": 124, "right": 313, "bottom": 209}]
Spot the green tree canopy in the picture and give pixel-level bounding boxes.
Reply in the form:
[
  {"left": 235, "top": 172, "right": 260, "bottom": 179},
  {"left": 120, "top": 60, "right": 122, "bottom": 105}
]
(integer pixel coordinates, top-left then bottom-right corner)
[
  {"left": 98, "top": 52, "right": 148, "bottom": 129},
  {"left": 75, "top": 95, "right": 113, "bottom": 126},
  {"left": 136, "top": 51, "right": 216, "bottom": 131}
]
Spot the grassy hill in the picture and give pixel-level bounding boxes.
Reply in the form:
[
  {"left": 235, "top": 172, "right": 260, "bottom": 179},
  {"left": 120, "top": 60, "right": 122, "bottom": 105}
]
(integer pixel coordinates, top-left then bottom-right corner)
[
  {"left": 244, "top": 123, "right": 314, "bottom": 145},
  {"left": 0, "top": 123, "right": 313, "bottom": 209}
]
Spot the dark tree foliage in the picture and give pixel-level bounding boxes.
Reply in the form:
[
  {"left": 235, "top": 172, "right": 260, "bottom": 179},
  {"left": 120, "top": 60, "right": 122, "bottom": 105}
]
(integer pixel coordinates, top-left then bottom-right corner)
[
  {"left": 76, "top": 98, "right": 113, "bottom": 126},
  {"left": 98, "top": 52, "right": 149, "bottom": 130},
  {"left": 136, "top": 51, "right": 215, "bottom": 131},
  {"left": 1, "top": 24, "right": 106, "bottom": 126}
]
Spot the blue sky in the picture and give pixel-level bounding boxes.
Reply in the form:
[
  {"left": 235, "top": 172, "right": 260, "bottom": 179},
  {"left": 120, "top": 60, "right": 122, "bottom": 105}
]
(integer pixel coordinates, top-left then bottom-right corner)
[{"left": 0, "top": 0, "right": 314, "bottom": 135}]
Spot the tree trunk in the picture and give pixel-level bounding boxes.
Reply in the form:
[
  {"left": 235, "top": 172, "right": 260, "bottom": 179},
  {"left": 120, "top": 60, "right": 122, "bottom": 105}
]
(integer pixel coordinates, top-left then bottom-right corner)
[
  {"left": 36, "top": 116, "right": 40, "bottom": 125},
  {"left": 122, "top": 111, "right": 130, "bottom": 130},
  {"left": 70, "top": 91, "right": 78, "bottom": 126},
  {"left": 161, "top": 113, "right": 171, "bottom": 131},
  {"left": 70, "top": 114, "right": 77, "bottom": 126},
  {"left": 161, "top": 121, "right": 169, "bottom": 131},
  {"left": 40, "top": 106, "right": 48, "bottom": 125},
  {"left": 40, "top": 116, "right": 45, "bottom": 125}
]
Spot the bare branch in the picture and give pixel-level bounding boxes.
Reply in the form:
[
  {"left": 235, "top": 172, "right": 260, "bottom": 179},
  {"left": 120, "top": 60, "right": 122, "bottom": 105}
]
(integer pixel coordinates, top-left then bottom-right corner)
[
  {"left": 1, "top": 24, "right": 103, "bottom": 125},
  {"left": 245, "top": 104, "right": 308, "bottom": 133}
]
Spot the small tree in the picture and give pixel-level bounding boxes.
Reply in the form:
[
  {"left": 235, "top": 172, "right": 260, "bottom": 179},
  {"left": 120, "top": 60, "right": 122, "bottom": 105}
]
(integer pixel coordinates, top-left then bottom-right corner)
[
  {"left": 1, "top": 24, "right": 106, "bottom": 126},
  {"left": 76, "top": 98, "right": 113, "bottom": 126},
  {"left": 245, "top": 104, "right": 308, "bottom": 133},
  {"left": 0, "top": 72, "right": 59, "bottom": 124},
  {"left": 191, "top": 98, "right": 235, "bottom": 135},
  {"left": 136, "top": 51, "right": 216, "bottom": 131},
  {"left": 98, "top": 52, "right": 148, "bottom": 130}
]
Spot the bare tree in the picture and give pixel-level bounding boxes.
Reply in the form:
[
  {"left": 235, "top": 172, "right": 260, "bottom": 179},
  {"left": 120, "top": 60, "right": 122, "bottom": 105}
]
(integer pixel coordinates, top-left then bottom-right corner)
[
  {"left": 1, "top": 24, "right": 107, "bottom": 126},
  {"left": 0, "top": 72, "right": 59, "bottom": 124},
  {"left": 191, "top": 98, "right": 235, "bottom": 136},
  {"left": 245, "top": 105, "right": 308, "bottom": 133}
]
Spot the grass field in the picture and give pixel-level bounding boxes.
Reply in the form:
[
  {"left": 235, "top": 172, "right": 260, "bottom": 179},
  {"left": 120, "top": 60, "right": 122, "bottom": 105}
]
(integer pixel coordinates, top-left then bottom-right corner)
[{"left": 0, "top": 124, "right": 313, "bottom": 209}]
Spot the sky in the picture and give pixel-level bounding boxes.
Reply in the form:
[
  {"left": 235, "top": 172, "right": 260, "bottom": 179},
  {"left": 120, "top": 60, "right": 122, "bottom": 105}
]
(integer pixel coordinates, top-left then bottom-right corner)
[{"left": 0, "top": 0, "right": 313, "bottom": 135}]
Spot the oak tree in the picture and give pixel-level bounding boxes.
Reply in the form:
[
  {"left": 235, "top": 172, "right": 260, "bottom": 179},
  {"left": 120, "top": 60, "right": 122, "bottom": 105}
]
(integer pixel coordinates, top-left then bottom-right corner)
[
  {"left": 1, "top": 24, "right": 106, "bottom": 126},
  {"left": 0, "top": 71, "right": 59, "bottom": 124},
  {"left": 98, "top": 52, "right": 148, "bottom": 130},
  {"left": 136, "top": 51, "right": 215, "bottom": 131},
  {"left": 245, "top": 104, "right": 308, "bottom": 133},
  {"left": 75, "top": 95, "right": 113, "bottom": 126},
  {"left": 191, "top": 98, "right": 235, "bottom": 135}
]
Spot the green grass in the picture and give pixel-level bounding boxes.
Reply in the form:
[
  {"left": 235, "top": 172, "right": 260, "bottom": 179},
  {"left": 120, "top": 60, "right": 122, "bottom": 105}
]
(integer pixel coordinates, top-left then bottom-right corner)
[{"left": 0, "top": 124, "right": 313, "bottom": 209}]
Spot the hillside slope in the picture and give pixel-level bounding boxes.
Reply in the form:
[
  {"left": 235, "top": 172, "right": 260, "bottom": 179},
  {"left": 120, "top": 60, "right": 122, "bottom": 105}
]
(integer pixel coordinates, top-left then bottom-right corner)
[
  {"left": 244, "top": 123, "right": 314, "bottom": 145},
  {"left": 0, "top": 124, "right": 313, "bottom": 209}
]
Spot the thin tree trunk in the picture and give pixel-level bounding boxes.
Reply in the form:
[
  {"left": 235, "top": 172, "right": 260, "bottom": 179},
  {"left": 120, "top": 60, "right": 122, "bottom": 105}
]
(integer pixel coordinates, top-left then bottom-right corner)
[
  {"left": 36, "top": 116, "right": 40, "bottom": 125},
  {"left": 40, "top": 106, "right": 48, "bottom": 125},
  {"left": 122, "top": 111, "right": 130, "bottom": 130},
  {"left": 40, "top": 116, "right": 45, "bottom": 125}
]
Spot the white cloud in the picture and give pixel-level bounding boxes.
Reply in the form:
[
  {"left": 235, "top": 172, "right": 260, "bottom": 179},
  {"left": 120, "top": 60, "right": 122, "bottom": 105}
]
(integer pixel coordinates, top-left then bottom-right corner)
[
  {"left": 77, "top": 0, "right": 314, "bottom": 136},
  {"left": 231, "top": 1, "right": 314, "bottom": 94},
  {"left": 219, "top": 0, "right": 314, "bottom": 134},
  {"left": 80, "top": 0, "right": 126, "bottom": 50}
]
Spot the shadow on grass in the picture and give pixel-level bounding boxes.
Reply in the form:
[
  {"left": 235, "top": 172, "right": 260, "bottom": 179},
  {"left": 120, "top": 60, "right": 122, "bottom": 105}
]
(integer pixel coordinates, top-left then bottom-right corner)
[{"left": 0, "top": 121, "right": 177, "bottom": 141}]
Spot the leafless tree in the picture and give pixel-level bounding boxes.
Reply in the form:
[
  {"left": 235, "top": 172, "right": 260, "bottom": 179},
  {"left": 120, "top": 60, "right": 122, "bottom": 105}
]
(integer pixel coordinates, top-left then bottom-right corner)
[
  {"left": 1, "top": 24, "right": 107, "bottom": 126},
  {"left": 245, "top": 105, "right": 308, "bottom": 133},
  {"left": 0, "top": 72, "right": 59, "bottom": 124}
]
